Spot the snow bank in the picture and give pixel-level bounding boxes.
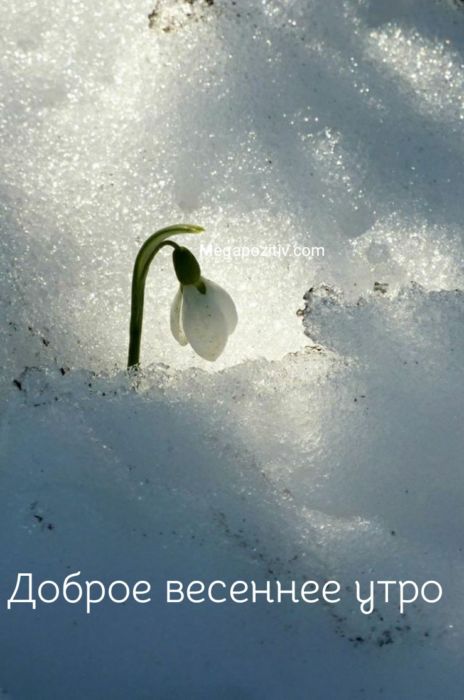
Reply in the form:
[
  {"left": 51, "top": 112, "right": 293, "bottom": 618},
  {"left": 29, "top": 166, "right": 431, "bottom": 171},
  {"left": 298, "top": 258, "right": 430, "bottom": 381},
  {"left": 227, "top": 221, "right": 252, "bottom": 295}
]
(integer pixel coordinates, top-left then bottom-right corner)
[{"left": 1, "top": 0, "right": 464, "bottom": 697}]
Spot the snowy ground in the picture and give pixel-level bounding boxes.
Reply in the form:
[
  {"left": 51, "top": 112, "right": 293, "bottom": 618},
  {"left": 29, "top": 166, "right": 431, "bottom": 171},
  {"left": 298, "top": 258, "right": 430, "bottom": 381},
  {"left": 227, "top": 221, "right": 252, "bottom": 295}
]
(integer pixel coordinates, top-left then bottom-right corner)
[{"left": 1, "top": 0, "right": 464, "bottom": 698}]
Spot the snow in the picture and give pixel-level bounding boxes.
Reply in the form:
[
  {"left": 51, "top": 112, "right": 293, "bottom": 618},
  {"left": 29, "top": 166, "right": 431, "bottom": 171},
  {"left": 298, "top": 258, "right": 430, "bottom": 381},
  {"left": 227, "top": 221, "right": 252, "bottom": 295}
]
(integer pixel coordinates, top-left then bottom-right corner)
[{"left": 1, "top": 0, "right": 464, "bottom": 697}]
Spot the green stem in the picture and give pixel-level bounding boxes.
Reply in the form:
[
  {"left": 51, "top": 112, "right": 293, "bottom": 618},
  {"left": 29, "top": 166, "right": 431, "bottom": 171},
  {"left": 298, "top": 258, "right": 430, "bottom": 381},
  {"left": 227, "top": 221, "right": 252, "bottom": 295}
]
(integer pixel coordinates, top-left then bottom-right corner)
[{"left": 128, "top": 224, "right": 203, "bottom": 368}]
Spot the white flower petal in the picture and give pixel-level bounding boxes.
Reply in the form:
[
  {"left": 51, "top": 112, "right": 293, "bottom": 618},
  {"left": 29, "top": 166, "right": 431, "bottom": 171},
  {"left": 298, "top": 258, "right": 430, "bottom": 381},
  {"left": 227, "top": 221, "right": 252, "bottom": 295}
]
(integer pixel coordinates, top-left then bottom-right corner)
[
  {"left": 201, "top": 278, "right": 238, "bottom": 335},
  {"left": 170, "top": 286, "right": 188, "bottom": 346},
  {"left": 182, "top": 284, "right": 229, "bottom": 361}
]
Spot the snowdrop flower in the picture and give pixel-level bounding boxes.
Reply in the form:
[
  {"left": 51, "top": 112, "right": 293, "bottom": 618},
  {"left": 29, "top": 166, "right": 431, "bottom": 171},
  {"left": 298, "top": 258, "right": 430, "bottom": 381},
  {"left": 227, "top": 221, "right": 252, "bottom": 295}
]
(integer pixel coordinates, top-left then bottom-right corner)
[
  {"left": 127, "top": 225, "right": 237, "bottom": 368},
  {"left": 170, "top": 246, "right": 237, "bottom": 361}
]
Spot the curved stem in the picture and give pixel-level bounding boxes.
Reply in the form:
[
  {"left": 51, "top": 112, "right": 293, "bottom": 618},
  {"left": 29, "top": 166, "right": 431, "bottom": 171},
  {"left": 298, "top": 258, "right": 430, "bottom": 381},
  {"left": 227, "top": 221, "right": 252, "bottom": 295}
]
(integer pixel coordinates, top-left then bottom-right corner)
[{"left": 128, "top": 224, "right": 203, "bottom": 368}]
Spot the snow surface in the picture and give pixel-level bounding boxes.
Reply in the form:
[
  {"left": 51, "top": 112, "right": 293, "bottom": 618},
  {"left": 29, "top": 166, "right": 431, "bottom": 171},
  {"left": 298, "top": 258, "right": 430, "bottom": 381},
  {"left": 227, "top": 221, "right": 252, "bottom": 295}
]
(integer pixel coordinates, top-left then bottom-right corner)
[{"left": 1, "top": 0, "right": 464, "bottom": 698}]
